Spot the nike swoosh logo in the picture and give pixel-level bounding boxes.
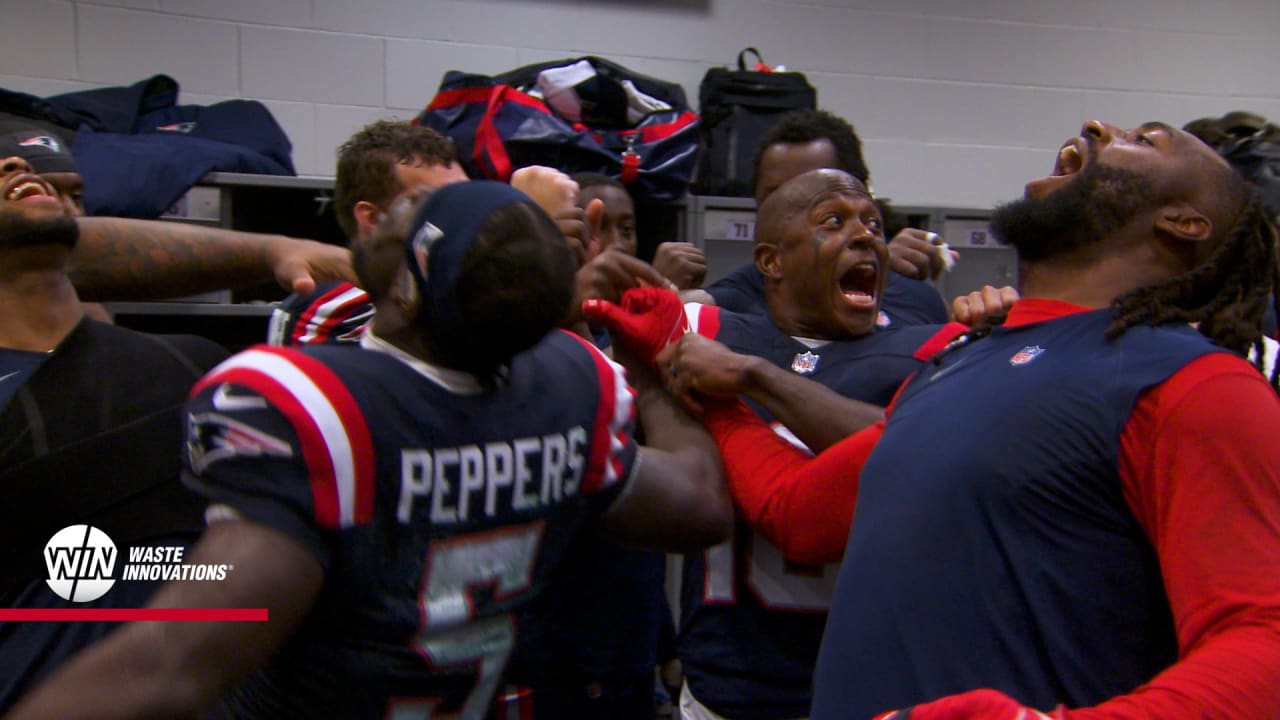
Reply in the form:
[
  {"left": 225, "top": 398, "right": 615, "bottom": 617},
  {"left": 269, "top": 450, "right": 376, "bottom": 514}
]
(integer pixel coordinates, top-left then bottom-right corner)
[
  {"left": 211, "top": 383, "right": 267, "bottom": 411},
  {"left": 0, "top": 371, "right": 20, "bottom": 383}
]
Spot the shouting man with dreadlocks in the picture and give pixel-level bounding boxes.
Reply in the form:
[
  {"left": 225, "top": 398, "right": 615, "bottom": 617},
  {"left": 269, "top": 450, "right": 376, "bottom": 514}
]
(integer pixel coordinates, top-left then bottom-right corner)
[{"left": 593, "top": 119, "right": 1280, "bottom": 719}]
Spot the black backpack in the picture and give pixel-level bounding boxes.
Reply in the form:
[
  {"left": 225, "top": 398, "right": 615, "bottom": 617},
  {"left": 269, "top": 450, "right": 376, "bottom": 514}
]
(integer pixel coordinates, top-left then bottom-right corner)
[{"left": 691, "top": 48, "right": 816, "bottom": 197}]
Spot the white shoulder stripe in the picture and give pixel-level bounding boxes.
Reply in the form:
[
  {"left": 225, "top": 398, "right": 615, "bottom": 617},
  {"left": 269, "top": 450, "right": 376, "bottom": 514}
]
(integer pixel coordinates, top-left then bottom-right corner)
[
  {"left": 299, "top": 286, "right": 371, "bottom": 344},
  {"left": 217, "top": 349, "right": 362, "bottom": 527},
  {"left": 583, "top": 342, "right": 636, "bottom": 488},
  {"left": 684, "top": 302, "right": 706, "bottom": 334}
]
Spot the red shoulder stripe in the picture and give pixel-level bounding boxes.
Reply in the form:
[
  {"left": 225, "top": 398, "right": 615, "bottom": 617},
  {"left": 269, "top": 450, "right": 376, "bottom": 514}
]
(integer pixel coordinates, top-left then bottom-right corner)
[
  {"left": 193, "top": 347, "right": 376, "bottom": 528},
  {"left": 913, "top": 321, "right": 970, "bottom": 361},
  {"left": 563, "top": 332, "right": 636, "bottom": 494}
]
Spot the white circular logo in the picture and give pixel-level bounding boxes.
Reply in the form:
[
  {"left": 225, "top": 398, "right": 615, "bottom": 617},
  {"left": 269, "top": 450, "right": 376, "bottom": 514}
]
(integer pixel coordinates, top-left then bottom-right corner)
[{"left": 43, "top": 525, "right": 118, "bottom": 602}]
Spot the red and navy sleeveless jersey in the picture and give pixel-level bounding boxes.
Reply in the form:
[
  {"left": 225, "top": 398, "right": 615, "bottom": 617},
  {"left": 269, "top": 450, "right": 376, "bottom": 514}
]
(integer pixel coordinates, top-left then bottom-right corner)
[
  {"left": 810, "top": 310, "right": 1221, "bottom": 719},
  {"left": 181, "top": 330, "right": 638, "bottom": 719},
  {"left": 679, "top": 304, "right": 938, "bottom": 719}
]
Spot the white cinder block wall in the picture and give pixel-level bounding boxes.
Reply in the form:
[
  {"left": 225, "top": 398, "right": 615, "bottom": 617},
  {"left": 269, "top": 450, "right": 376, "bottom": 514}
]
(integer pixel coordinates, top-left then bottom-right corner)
[{"left": 2, "top": 0, "right": 1279, "bottom": 209}]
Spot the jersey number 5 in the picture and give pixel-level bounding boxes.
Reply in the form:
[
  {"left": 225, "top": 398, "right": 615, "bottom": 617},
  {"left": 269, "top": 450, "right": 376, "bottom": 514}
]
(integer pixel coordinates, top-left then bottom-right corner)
[{"left": 388, "top": 521, "right": 545, "bottom": 719}]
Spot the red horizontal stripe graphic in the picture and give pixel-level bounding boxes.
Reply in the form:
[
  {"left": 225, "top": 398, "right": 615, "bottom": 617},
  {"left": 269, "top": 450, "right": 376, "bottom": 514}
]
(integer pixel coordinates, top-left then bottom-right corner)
[{"left": 0, "top": 608, "right": 269, "bottom": 622}]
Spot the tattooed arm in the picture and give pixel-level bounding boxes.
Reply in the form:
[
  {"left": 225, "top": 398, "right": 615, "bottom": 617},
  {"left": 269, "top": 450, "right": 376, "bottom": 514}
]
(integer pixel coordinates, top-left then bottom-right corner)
[{"left": 69, "top": 218, "right": 356, "bottom": 301}]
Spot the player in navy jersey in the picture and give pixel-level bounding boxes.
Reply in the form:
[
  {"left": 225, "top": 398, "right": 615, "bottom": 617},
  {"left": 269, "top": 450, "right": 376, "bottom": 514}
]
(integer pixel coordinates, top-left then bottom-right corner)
[
  {"left": 688, "top": 109, "right": 952, "bottom": 327},
  {"left": 677, "top": 170, "right": 946, "bottom": 720},
  {"left": 632, "top": 120, "right": 1280, "bottom": 719},
  {"left": 589, "top": 168, "right": 953, "bottom": 720},
  {"left": 0, "top": 159, "right": 229, "bottom": 711},
  {"left": 5, "top": 180, "right": 731, "bottom": 720}
]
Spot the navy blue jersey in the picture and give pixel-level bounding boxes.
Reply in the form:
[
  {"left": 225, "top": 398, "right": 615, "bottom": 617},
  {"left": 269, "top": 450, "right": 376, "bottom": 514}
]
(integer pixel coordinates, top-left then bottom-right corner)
[
  {"left": 182, "top": 330, "right": 638, "bottom": 719},
  {"left": 678, "top": 304, "right": 937, "bottom": 719},
  {"left": 0, "top": 321, "right": 226, "bottom": 712},
  {"left": 559, "top": 541, "right": 668, "bottom": 677},
  {"left": 810, "top": 310, "right": 1220, "bottom": 719},
  {"left": 500, "top": 329, "right": 664, "bottom": 720},
  {"left": 0, "top": 347, "right": 47, "bottom": 412},
  {"left": 880, "top": 270, "right": 949, "bottom": 326},
  {"left": 505, "top": 539, "right": 669, "bottom": 719},
  {"left": 704, "top": 262, "right": 948, "bottom": 327},
  {"left": 703, "top": 263, "right": 767, "bottom": 315}
]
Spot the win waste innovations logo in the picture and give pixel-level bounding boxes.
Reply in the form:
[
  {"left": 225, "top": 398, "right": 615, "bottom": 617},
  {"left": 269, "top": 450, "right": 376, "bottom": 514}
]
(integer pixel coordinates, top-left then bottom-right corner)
[
  {"left": 44, "top": 525, "right": 232, "bottom": 603},
  {"left": 44, "top": 525, "right": 118, "bottom": 602},
  {"left": 0, "top": 525, "right": 268, "bottom": 622}
]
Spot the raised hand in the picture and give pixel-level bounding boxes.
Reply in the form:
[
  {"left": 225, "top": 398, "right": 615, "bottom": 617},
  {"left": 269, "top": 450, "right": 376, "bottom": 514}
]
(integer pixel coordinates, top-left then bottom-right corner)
[
  {"left": 888, "top": 229, "right": 958, "bottom": 280},
  {"left": 652, "top": 241, "right": 707, "bottom": 290}
]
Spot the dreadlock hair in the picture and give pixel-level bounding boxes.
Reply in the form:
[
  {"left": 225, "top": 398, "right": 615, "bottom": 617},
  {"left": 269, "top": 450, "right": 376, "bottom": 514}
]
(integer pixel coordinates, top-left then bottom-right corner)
[
  {"left": 1106, "top": 182, "right": 1280, "bottom": 390},
  {"left": 334, "top": 120, "right": 458, "bottom": 239},
  {"left": 751, "top": 109, "right": 871, "bottom": 188}
]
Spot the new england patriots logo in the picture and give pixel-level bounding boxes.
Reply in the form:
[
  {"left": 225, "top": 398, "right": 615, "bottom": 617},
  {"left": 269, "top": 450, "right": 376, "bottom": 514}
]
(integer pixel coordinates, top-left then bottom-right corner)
[
  {"left": 791, "top": 351, "right": 820, "bottom": 374},
  {"left": 186, "top": 409, "right": 293, "bottom": 474},
  {"left": 1009, "top": 345, "right": 1045, "bottom": 366},
  {"left": 18, "top": 135, "right": 61, "bottom": 152},
  {"left": 155, "top": 121, "right": 197, "bottom": 134},
  {"left": 876, "top": 310, "right": 892, "bottom": 328}
]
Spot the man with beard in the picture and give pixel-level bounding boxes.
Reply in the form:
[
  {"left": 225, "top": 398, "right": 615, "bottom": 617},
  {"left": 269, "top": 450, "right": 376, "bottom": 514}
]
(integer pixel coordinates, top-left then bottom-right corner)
[
  {"left": 4, "top": 181, "right": 731, "bottom": 720},
  {"left": 599, "top": 120, "right": 1280, "bottom": 718},
  {"left": 0, "top": 158, "right": 228, "bottom": 710}
]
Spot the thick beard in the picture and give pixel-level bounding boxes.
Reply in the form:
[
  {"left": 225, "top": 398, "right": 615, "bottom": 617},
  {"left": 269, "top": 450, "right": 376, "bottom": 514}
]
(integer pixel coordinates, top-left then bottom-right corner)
[
  {"left": 0, "top": 206, "right": 78, "bottom": 250},
  {"left": 991, "top": 162, "right": 1155, "bottom": 263}
]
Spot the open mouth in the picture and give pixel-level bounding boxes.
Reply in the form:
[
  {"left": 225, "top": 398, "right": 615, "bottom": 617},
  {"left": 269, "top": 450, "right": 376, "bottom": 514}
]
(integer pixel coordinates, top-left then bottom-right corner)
[
  {"left": 1025, "top": 137, "right": 1087, "bottom": 199},
  {"left": 838, "top": 261, "right": 879, "bottom": 309},
  {"left": 4, "top": 176, "right": 57, "bottom": 203},
  {"left": 1053, "top": 139, "right": 1086, "bottom": 177}
]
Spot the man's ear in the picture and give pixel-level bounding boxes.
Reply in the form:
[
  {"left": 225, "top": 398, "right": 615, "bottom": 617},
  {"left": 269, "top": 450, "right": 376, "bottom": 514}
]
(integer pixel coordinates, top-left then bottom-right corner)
[
  {"left": 1154, "top": 202, "right": 1213, "bottom": 244},
  {"left": 391, "top": 266, "right": 421, "bottom": 316},
  {"left": 353, "top": 200, "right": 384, "bottom": 237},
  {"left": 755, "top": 243, "right": 783, "bottom": 280}
]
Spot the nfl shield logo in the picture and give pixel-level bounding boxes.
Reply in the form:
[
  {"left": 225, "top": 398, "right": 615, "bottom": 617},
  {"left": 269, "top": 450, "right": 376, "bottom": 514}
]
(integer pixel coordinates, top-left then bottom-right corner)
[
  {"left": 791, "top": 351, "right": 820, "bottom": 374},
  {"left": 876, "top": 311, "right": 892, "bottom": 328},
  {"left": 1009, "top": 345, "right": 1045, "bottom": 366}
]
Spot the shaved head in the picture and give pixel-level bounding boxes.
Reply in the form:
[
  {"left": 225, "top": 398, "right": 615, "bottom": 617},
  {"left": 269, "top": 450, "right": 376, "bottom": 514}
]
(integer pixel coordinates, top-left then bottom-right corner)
[{"left": 755, "top": 168, "right": 871, "bottom": 248}]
